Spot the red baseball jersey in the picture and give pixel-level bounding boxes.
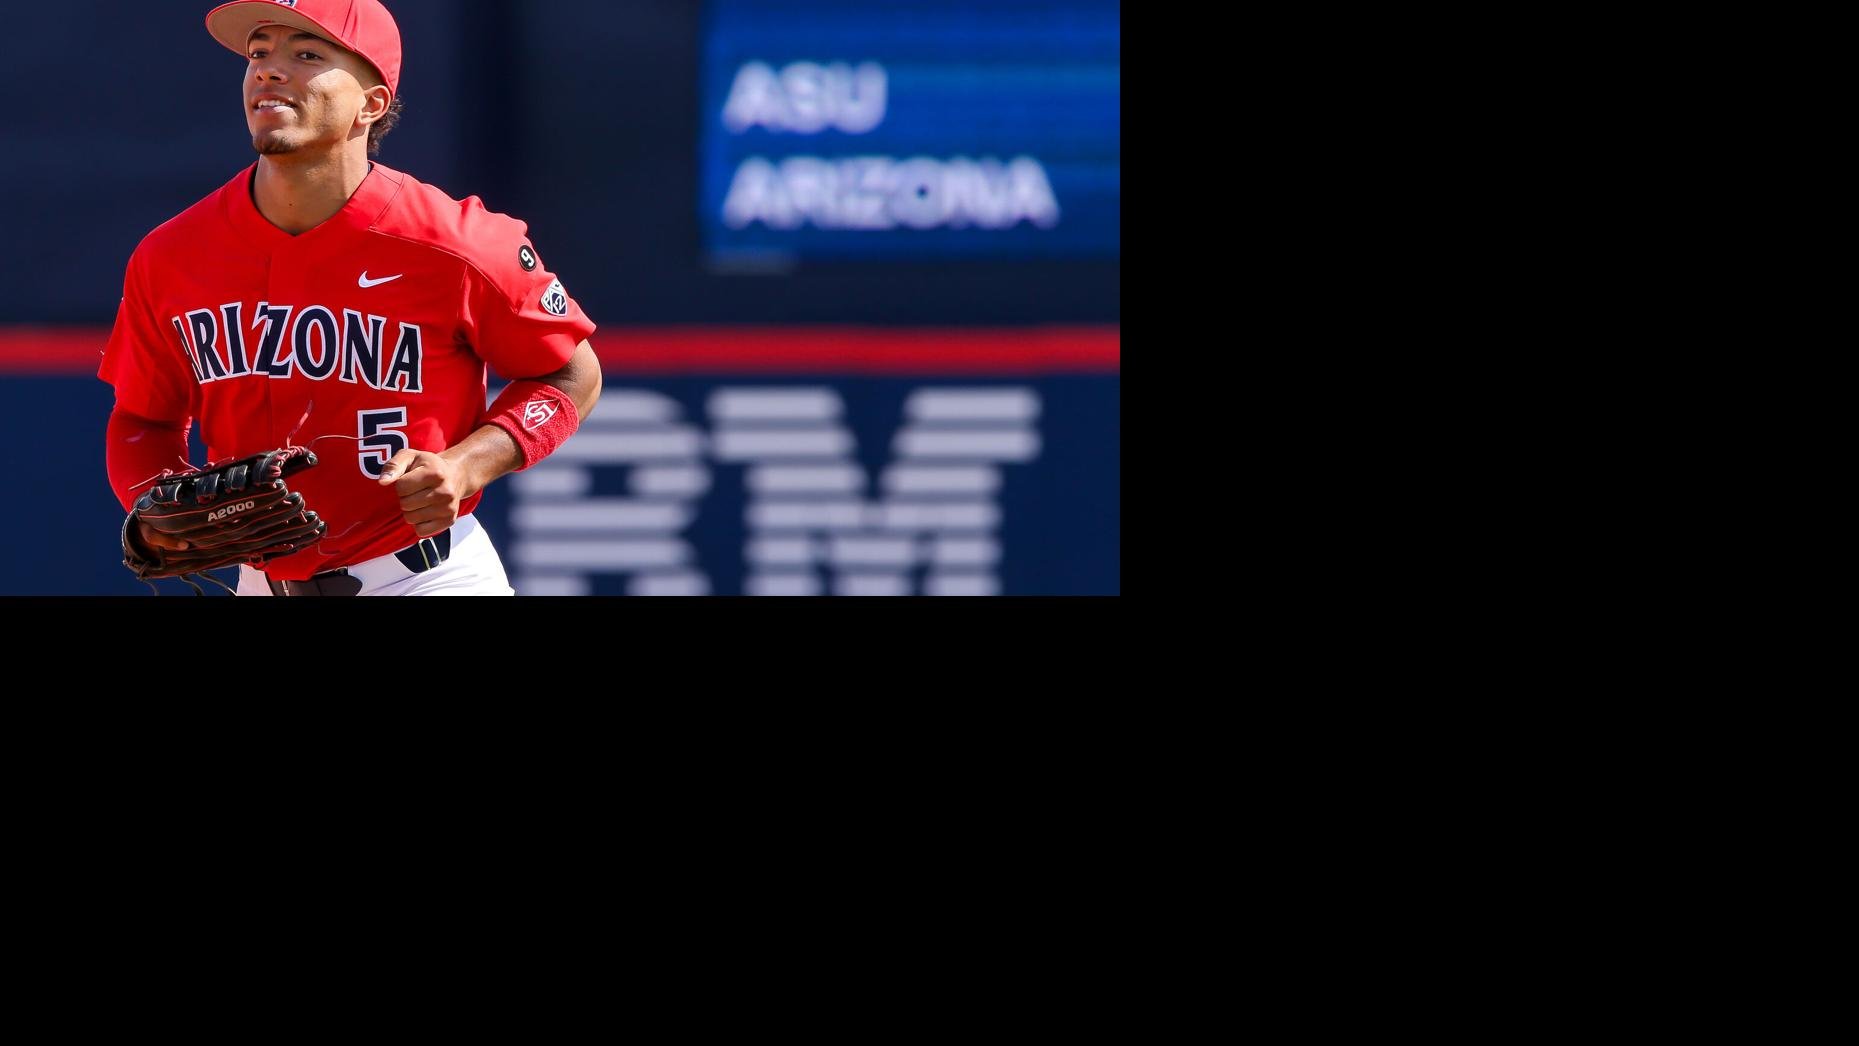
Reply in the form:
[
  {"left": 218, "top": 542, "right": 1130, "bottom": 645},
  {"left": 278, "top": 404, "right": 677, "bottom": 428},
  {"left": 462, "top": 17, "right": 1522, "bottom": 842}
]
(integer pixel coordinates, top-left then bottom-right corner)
[{"left": 100, "top": 162, "right": 596, "bottom": 581}]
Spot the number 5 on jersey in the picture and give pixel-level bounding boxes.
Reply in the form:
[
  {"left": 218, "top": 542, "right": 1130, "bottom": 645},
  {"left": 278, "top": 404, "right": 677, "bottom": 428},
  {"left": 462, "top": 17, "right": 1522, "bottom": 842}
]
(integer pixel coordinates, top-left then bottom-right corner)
[{"left": 359, "top": 408, "right": 409, "bottom": 479}]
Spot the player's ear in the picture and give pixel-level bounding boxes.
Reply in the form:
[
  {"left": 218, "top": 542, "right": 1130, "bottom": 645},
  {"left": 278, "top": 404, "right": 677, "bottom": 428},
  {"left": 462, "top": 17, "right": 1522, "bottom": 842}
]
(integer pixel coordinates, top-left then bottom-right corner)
[{"left": 358, "top": 84, "right": 392, "bottom": 128}]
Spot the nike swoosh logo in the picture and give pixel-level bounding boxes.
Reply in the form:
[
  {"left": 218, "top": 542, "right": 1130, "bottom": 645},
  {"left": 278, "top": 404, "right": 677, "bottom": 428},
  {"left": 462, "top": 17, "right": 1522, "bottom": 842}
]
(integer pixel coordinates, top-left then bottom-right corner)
[{"left": 359, "top": 272, "right": 404, "bottom": 288}]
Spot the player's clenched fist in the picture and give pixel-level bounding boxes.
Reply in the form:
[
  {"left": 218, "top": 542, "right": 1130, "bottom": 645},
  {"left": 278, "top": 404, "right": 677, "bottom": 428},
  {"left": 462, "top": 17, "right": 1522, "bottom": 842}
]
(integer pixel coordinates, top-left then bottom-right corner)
[{"left": 379, "top": 449, "right": 471, "bottom": 538}]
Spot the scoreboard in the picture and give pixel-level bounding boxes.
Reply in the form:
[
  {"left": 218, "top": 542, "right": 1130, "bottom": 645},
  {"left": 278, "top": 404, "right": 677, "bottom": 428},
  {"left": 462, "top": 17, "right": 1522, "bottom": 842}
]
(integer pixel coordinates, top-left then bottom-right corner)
[{"left": 700, "top": 0, "right": 1121, "bottom": 263}]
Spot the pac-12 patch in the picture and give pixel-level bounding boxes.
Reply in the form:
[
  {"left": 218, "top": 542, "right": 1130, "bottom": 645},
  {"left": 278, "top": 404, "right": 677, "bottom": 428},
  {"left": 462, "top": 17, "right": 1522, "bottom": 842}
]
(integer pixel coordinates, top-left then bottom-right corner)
[
  {"left": 523, "top": 398, "right": 559, "bottom": 431},
  {"left": 541, "top": 278, "right": 569, "bottom": 317},
  {"left": 519, "top": 245, "right": 538, "bottom": 272}
]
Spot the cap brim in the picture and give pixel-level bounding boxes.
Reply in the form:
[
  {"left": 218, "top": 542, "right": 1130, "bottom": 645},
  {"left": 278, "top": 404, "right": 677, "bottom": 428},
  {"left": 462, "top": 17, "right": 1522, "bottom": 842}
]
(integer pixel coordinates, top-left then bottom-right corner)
[{"left": 204, "top": 2, "right": 392, "bottom": 97}]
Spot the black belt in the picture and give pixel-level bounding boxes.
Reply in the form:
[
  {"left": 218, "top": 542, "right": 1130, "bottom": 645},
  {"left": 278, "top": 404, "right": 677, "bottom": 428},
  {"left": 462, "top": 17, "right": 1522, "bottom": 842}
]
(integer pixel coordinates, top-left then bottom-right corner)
[{"left": 266, "top": 529, "right": 453, "bottom": 597}]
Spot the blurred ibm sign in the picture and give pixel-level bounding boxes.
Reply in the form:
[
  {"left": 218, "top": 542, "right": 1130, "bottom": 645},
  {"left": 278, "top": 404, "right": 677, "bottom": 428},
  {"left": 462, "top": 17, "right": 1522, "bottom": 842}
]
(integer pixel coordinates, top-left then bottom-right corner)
[{"left": 506, "top": 387, "right": 1040, "bottom": 596}]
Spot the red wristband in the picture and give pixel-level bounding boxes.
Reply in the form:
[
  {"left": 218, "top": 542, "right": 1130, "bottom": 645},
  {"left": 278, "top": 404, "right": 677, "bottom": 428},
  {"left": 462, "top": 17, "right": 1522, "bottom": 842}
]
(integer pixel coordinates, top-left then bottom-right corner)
[{"left": 485, "top": 381, "right": 581, "bottom": 471}]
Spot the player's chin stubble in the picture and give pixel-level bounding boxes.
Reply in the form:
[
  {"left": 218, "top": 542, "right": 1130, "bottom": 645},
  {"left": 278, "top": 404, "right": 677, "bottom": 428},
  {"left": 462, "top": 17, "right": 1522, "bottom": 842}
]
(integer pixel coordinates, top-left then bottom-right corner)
[{"left": 253, "top": 132, "right": 300, "bottom": 155}]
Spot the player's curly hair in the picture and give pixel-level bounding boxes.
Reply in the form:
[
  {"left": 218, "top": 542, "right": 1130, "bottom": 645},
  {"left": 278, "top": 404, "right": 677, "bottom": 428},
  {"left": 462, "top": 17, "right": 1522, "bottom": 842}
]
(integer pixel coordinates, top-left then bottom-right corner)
[{"left": 368, "top": 96, "right": 404, "bottom": 156}]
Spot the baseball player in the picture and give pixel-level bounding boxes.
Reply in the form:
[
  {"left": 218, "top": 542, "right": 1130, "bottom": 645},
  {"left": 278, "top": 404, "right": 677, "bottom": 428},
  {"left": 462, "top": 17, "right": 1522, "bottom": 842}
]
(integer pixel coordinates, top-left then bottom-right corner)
[{"left": 100, "top": 0, "right": 602, "bottom": 596}]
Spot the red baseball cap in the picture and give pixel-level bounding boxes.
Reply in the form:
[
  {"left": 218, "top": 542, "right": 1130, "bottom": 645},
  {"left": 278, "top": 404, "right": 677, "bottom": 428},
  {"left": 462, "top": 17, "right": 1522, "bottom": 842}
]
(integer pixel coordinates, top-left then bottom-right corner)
[{"left": 205, "top": 0, "right": 402, "bottom": 99}]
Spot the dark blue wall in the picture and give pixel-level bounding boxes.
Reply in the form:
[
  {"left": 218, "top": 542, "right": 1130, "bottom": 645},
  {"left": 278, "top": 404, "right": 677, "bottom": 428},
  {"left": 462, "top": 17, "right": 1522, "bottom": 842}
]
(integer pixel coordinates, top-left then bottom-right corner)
[{"left": 0, "top": 1, "right": 1118, "bottom": 326}]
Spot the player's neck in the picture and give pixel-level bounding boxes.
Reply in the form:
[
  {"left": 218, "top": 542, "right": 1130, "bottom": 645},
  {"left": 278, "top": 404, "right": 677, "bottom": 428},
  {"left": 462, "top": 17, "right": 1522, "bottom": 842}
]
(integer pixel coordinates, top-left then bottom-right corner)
[{"left": 252, "top": 149, "right": 374, "bottom": 236}]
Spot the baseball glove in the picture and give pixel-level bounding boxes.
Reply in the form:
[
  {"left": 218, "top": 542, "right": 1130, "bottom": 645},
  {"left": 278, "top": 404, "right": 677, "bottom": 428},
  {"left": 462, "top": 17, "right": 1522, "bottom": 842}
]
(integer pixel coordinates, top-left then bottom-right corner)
[{"left": 122, "top": 447, "right": 328, "bottom": 594}]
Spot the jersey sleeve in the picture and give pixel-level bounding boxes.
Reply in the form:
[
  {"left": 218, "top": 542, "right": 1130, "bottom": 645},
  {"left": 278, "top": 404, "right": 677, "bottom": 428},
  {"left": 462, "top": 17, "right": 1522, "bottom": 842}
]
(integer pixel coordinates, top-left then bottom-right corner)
[
  {"left": 458, "top": 208, "right": 597, "bottom": 380},
  {"left": 97, "top": 246, "right": 197, "bottom": 423}
]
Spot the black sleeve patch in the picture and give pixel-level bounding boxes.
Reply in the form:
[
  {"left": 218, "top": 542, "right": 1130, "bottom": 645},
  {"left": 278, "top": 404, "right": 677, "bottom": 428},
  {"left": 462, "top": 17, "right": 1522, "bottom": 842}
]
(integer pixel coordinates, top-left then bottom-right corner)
[{"left": 519, "top": 245, "right": 539, "bottom": 272}]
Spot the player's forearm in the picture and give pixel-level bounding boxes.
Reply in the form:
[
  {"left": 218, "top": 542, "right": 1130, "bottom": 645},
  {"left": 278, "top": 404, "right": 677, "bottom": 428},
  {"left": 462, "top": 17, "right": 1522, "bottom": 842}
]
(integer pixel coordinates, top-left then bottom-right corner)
[
  {"left": 106, "top": 408, "right": 191, "bottom": 513},
  {"left": 439, "top": 425, "right": 525, "bottom": 500},
  {"left": 439, "top": 344, "right": 603, "bottom": 498}
]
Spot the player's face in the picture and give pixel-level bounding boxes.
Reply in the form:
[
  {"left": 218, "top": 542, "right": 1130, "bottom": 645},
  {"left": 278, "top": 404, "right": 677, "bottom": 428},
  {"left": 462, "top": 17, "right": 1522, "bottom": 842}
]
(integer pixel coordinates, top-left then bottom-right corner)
[{"left": 243, "top": 26, "right": 383, "bottom": 156}]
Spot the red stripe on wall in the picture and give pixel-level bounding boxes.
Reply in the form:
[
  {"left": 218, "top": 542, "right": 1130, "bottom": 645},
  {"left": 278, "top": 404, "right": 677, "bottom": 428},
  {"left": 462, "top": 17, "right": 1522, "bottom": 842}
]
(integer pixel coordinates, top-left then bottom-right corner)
[
  {"left": 0, "top": 325, "right": 1120, "bottom": 376},
  {"left": 594, "top": 326, "right": 1120, "bottom": 374},
  {"left": 0, "top": 329, "right": 107, "bottom": 374}
]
